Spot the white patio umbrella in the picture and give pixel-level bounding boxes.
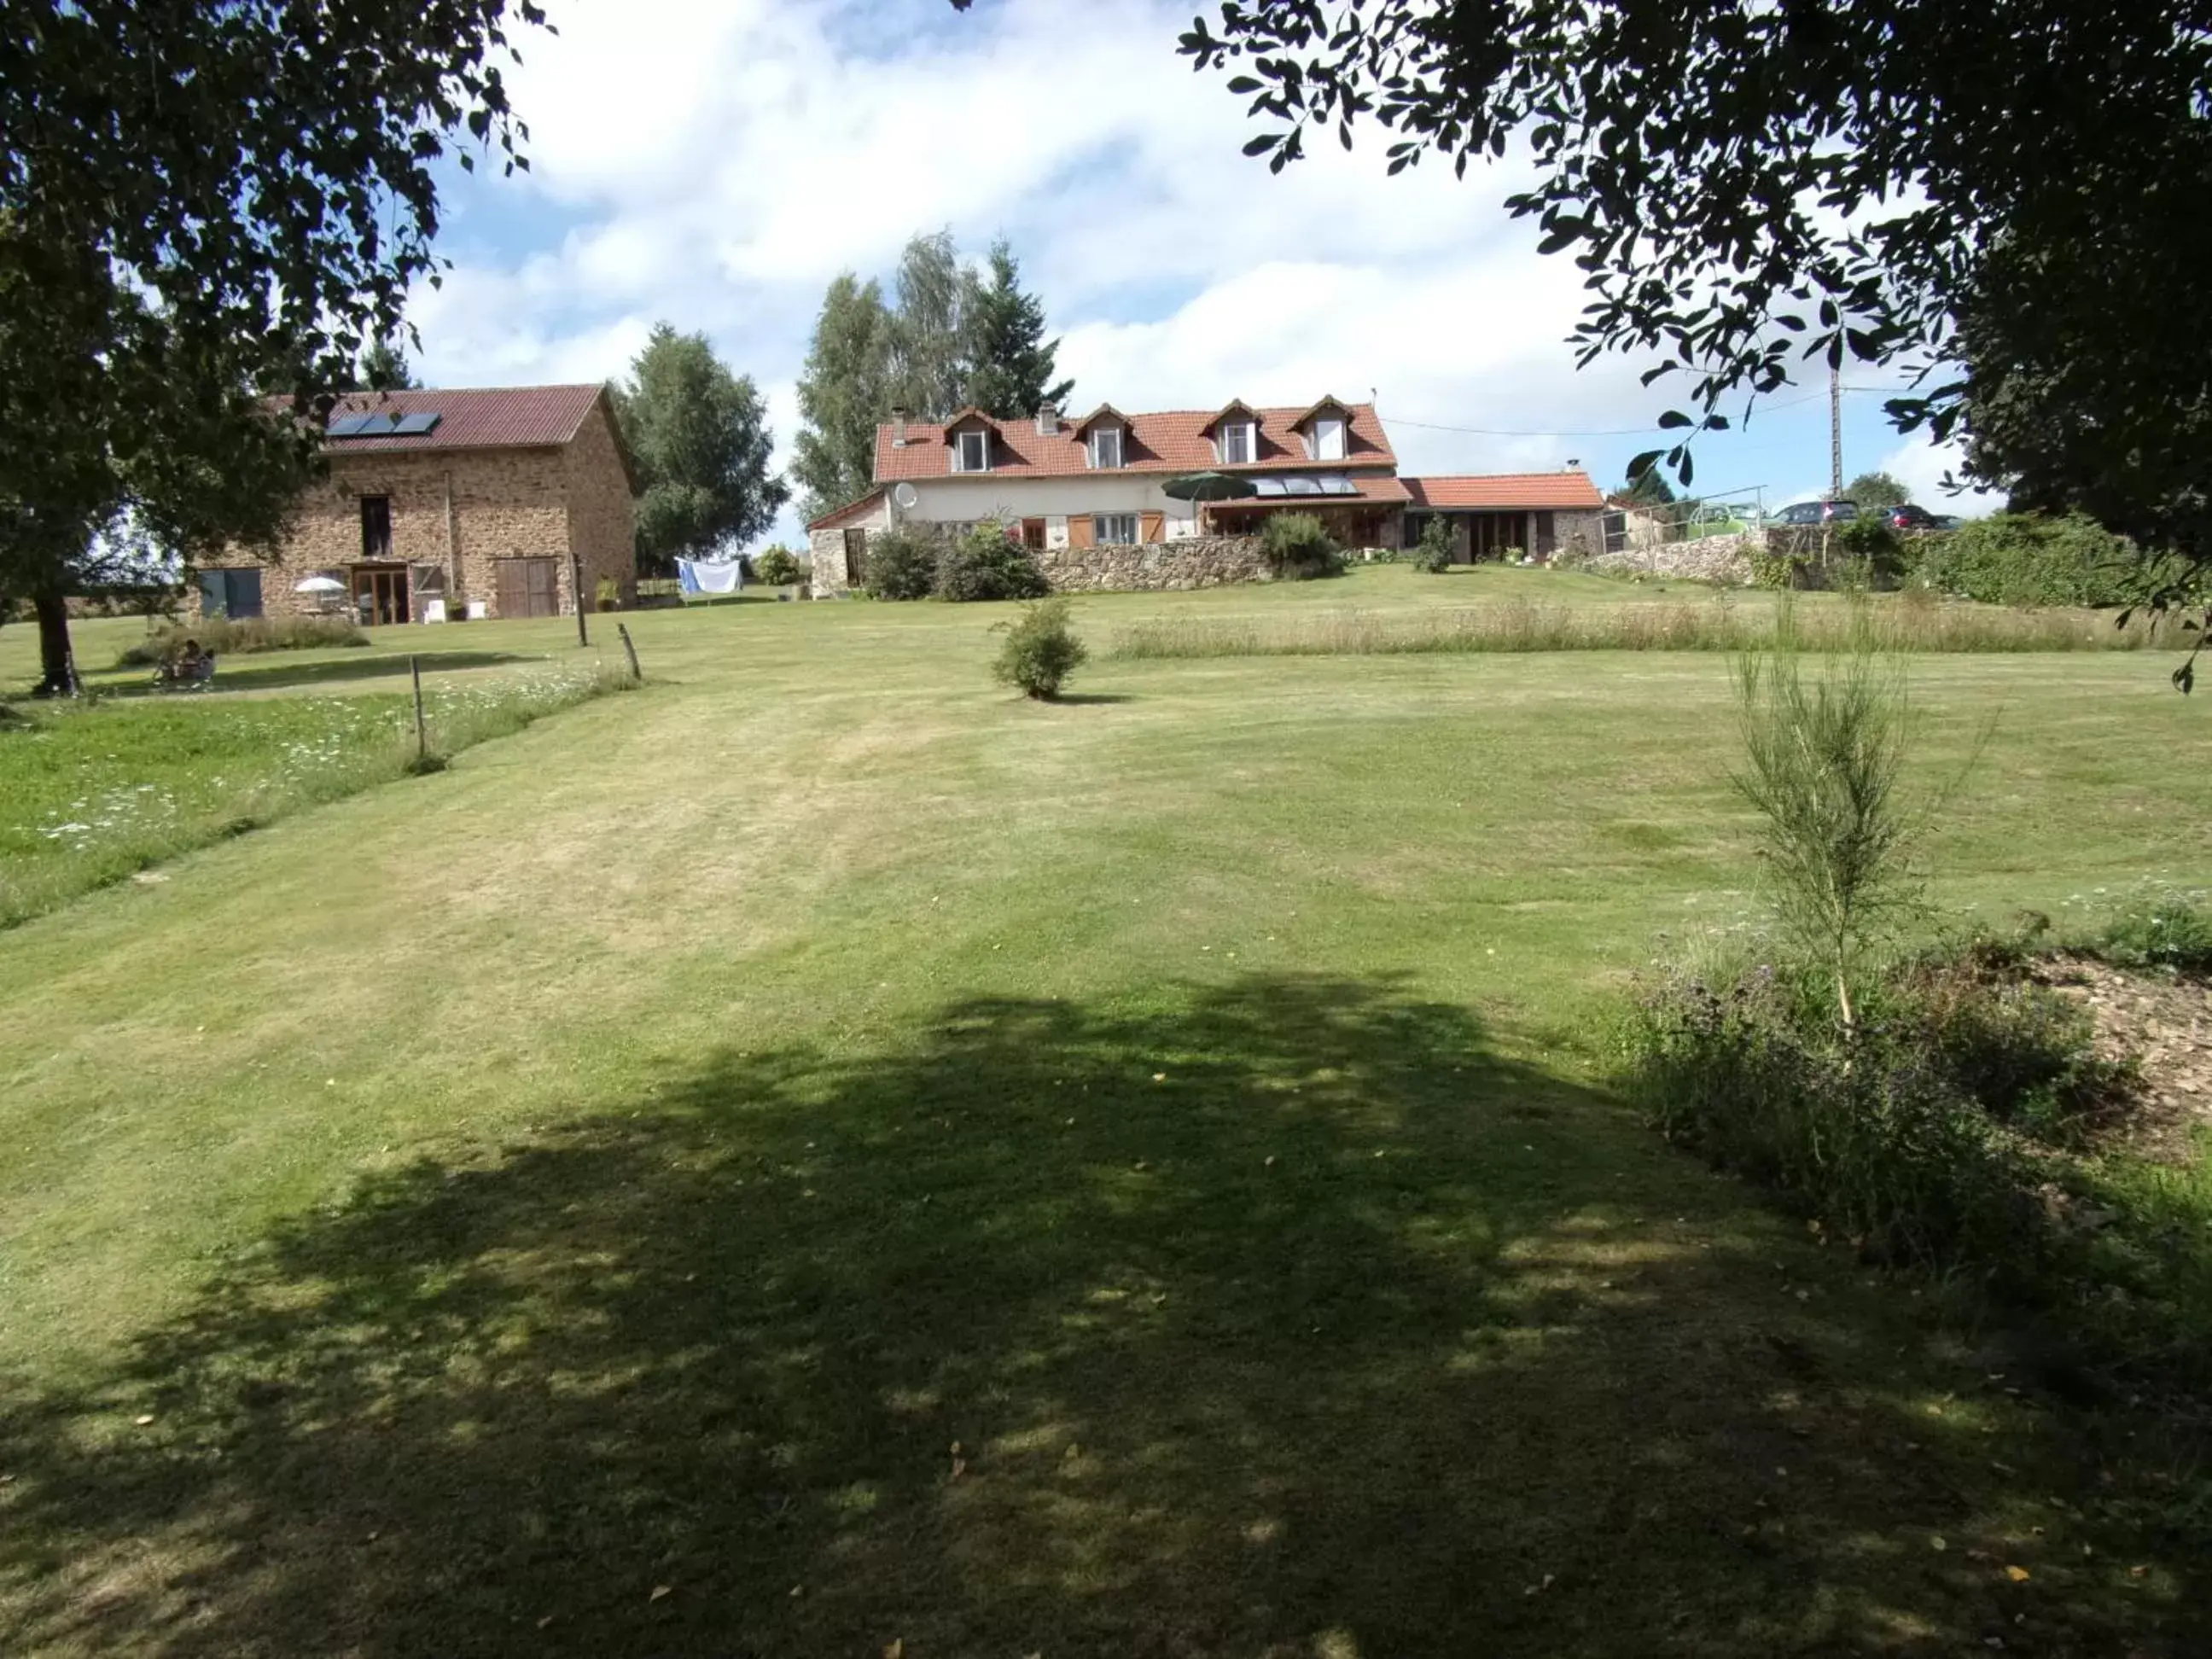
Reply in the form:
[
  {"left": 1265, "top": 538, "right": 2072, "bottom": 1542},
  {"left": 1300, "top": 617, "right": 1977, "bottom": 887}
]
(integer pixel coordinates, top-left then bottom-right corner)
[{"left": 294, "top": 575, "right": 346, "bottom": 594}]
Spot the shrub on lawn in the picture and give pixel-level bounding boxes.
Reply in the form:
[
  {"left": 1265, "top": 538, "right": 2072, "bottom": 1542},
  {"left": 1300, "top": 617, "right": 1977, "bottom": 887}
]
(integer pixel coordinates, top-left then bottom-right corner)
[
  {"left": 595, "top": 577, "right": 622, "bottom": 611},
  {"left": 1627, "top": 621, "right": 2046, "bottom": 1267},
  {"left": 1260, "top": 512, "right": 1343, "bottom": 581},
  {"left": 1410, "top": 515, "right": 1455, "bottom": 574},
  {"left": 1908, "top": 511, "right": 2142, "bottom": 608},
  {"left": 754, "top": 545, "right": 801, "bottom": 587},
  {"left": 1732, "top": 613, "right": 1922, "bottom": 1034},
  {"left": 992, "top": 597, "right": 1087, "bottom": 699},
  {"left": 114, "top": 614, "right": 366, "bottom": 667},
  {"left": 862, "top": 527, "right": 940, "bottom": 600},
  {"left": 937, "top": 522, "right": 1049, "bottom": 602}
]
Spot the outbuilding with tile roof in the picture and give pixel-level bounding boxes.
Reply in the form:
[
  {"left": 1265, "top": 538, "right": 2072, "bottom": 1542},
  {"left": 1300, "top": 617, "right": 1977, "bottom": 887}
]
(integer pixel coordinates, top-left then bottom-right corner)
[
  {"left": 199, "top": 385, "right": 637, "bottom": 626},
  {"left": 1401, "top": 470, "right": 1608, "bottom": 563}
]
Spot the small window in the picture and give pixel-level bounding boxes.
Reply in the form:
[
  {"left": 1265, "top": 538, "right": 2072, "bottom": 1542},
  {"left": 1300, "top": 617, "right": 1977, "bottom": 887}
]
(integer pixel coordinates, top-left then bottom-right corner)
[
  {"left": 1091, "top": 426, "right": 1123, "bottom": 469},
  {"left": 1221, "top": 422, "right": 1253, "bottom": 465},
  {"left": 1313, "top": 416, "right": 1346, "bottom": 461},
  {"left": 955, "top": 429, "right": 990, "bottom": 473},
  {"left": 360, "top": 495, "right": 393, "bottom": 559},
  {"left": 1094, "top": 513, "right": 1138, "bottom": 544}
]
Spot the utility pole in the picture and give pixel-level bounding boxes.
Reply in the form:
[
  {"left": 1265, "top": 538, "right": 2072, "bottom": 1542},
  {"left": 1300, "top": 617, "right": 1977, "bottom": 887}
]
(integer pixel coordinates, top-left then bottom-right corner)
[{"left": 1829, "top": 358, "right": 1844, "bottom": 499}]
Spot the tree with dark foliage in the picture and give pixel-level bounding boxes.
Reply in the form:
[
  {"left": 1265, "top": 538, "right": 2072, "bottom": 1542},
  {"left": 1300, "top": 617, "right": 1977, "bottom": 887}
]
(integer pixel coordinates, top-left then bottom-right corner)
[
  {"left": 963, "top": 242, "right": 1074, "bottom": 421},
  {"left": 614, "top": 324, "right": 788, "bottom": 575},
  {"left": 2, "top": 1, "right": 544, "bottom": 694}
]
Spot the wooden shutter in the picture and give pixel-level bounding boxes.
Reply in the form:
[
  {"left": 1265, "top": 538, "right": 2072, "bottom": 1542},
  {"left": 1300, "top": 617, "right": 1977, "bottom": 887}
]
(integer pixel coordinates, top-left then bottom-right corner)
[
  {"left": 1068, "top": 515, "right": 1096, "bottom": 549},
  {"left": 1139, "top": 511, "right": 1164, "bottom": 544}
]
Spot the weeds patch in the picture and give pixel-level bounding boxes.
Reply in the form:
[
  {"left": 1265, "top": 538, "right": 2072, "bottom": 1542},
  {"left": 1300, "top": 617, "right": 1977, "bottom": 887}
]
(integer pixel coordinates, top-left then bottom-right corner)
[
  {"left": 113, "top": 614, "right": 368, "bottom": 667},
  {"left": 1109, "top": 597, "right": 2172, "bottom": 660}
]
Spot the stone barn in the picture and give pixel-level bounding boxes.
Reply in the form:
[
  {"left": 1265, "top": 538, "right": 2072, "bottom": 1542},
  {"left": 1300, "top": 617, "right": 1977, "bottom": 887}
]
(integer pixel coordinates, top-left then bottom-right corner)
[{"left": 197, "top": 384, "right": 637, "bottom": 626}]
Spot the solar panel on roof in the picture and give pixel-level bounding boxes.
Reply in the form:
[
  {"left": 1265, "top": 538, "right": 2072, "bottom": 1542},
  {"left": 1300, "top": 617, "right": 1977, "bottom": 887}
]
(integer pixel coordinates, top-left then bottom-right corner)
[
  {"left": 1319, "top": 475, "right": 1358, "bottom": 496},
  {"left": 1251, "top": 477, "right": 1286, "bottom": 497},
  {"left": 326, "top": 414, "right": 375, "bottom": 438},
  {"left": 392, "top": 411, "right": 442, "bottom": 436},
  {"left": 1284, "top": 476, "right": 1320, "bottom": 496}
]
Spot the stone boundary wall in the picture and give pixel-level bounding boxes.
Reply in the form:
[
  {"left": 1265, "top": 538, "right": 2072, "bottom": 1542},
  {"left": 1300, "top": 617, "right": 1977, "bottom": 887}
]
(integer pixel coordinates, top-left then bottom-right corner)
[
  {"left": 1578, "top": 529, "right": 1760, "bottom": 585},
  {"left": 1035, "top": 535, "right": 1272, "bottom": 593}
]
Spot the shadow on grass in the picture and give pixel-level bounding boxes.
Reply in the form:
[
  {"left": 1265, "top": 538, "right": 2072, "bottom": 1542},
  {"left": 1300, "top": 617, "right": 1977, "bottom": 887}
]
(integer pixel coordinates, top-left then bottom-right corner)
[
  {"left": 0, "top": 976, "right": 2192, "bottom": 1656},
  {"left": 1049, "top": 692, "right": 1135, "bottom": 706},
  {"left": 100, "top": 649, "right": 542, "bottom": 698}
]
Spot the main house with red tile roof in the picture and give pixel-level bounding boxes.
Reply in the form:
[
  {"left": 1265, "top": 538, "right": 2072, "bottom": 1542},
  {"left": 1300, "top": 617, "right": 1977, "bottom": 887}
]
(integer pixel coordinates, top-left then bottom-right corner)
[
  {"left": 806, "top": 395, "right": 1606, "bottom": 594},
  {"left": 200, "top": 385, "right": 637, "bottom": 626}
]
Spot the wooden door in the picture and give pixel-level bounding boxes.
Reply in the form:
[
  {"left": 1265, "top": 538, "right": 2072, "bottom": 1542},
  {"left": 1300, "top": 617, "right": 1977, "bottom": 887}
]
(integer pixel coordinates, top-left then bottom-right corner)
[
  {"left": 1021, "top": 517, "right": 1047, "bottom": 550},
  {"left": 1139, "top": 511, "right": 1164, "bottom": 544},
  {"left": 843, "top": 527, "right": 868, "bottom": 585},
  {"left": 496, "top": 556, "right": 560, "bottom": 619}
]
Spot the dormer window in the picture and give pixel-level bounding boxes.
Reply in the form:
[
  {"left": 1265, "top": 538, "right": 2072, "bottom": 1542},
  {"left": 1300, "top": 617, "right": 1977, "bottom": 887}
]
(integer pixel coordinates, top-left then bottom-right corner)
[
  {"left": 955, "top": 428, "right": 990, "bottom": 473},
  {"left": 1313, "top": 416, "right": 1346, "bottom": 461},
  {"left": 1221, "top": 422, "right": 1254, "bottom": 465},
  {"left": 1090, "top": 425, "right": 1124, "bottom": 469}
]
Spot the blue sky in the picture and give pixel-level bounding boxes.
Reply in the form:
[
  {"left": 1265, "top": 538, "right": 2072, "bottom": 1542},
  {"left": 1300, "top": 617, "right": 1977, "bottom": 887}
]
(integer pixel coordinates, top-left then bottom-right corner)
[{"left": 409, "top": 0, "right": 2002, "bottom": 546}]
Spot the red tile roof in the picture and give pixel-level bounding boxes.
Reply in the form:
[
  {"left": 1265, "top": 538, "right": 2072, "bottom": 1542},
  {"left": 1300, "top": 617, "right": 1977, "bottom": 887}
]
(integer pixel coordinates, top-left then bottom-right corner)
[
  {"left": 874, "top": 402, "right": 1398, "bottom": 481},
  {"left": 806, "top": 489, "right": 887, "bottom": 532},
  {"left": 322, "top": 385, "right": 610, "bottom": 456},
  {"left": 1403, "top": 472, "right": 1605, "bottom": 510}
]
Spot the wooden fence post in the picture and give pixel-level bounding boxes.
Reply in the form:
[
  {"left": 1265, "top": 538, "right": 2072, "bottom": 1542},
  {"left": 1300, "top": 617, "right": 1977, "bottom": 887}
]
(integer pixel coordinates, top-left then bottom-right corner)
[
  {"left": 571, "top": 550, "right": 590, "bottom": 648},
  {"left": 616, "top": 622, "right": 642, "bottom": 683},
  {"left": 410, "top": 655, "right": 428, "bottom": 761}
]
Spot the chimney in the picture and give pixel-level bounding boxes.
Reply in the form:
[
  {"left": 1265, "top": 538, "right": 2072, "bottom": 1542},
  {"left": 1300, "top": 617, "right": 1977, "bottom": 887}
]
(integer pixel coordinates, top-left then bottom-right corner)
[
  {"left": 1034, "top": 403, "right": 1060, "bottom": 437},
  {"left": 892, "top": 407, "right": 909, "bottom": 448}
]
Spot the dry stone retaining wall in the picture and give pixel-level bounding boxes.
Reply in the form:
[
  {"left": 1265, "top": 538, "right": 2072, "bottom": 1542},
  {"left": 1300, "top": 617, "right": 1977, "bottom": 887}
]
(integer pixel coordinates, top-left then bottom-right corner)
[
  {"left": 1579, "top": 529, "right": 1760, "bottom": 585},
  {"left": 1035, "top": 535, "right": 1274, "bottom": 592}
]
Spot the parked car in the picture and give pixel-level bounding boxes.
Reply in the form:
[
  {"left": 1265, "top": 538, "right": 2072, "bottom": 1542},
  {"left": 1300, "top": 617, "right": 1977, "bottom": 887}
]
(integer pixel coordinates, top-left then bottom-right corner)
[
  {"left": 1774, "top": 498, "right": 1859, "bottom": 526},
  {"left": 1887, "top": 503, "right": 1946, "bottom": 531}
]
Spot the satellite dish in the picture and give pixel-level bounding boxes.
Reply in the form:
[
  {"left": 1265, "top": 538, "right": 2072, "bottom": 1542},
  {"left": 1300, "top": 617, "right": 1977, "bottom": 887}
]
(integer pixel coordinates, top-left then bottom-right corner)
[{"left": 892, "top": 481, "right": 919, "bottom": 510}]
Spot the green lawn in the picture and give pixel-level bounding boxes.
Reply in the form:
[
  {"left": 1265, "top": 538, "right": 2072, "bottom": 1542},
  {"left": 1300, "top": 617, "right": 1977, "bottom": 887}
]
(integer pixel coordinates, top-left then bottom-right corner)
[{"left": 2, "top": 568, "right": 2208, "bottom": 1655}]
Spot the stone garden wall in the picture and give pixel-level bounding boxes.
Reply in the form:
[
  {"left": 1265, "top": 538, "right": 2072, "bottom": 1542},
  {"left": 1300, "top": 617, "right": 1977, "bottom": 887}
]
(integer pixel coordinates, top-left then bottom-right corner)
[
  {"left": 1577, "top": 529, "right": 1761, "bottom": 585},
  {"left": 1034, "top": 536, "right": 1272, "bottom": 593}
]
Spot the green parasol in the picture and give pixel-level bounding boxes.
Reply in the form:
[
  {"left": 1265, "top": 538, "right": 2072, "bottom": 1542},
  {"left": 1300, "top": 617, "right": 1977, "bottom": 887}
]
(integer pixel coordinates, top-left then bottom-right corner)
[{"left": 1161, "top": 471, "right": 1259, "bottom": 534}]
